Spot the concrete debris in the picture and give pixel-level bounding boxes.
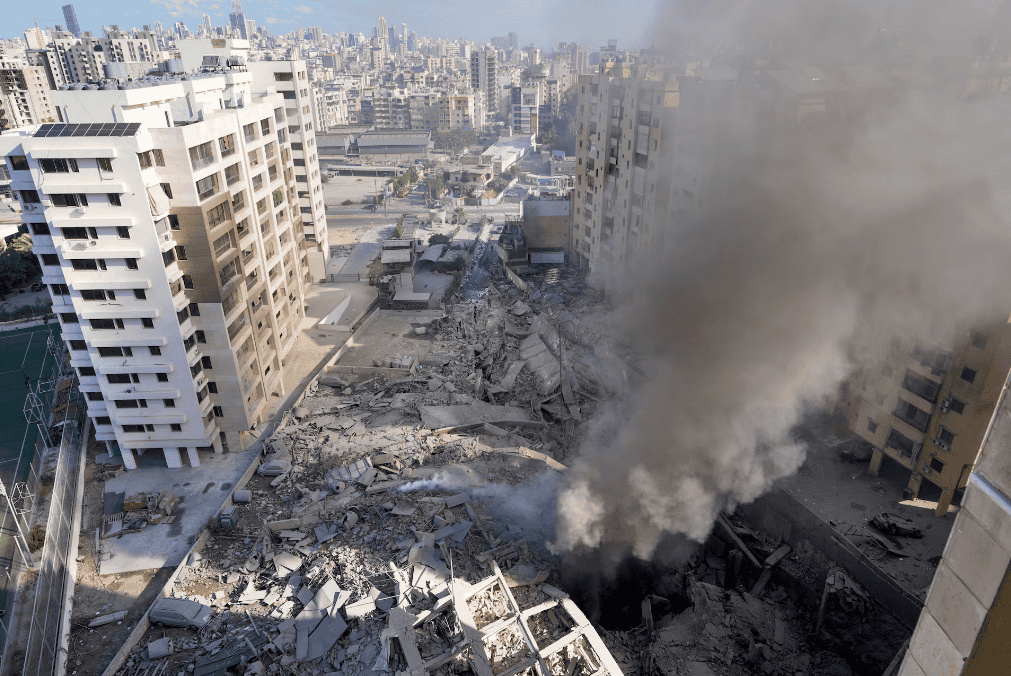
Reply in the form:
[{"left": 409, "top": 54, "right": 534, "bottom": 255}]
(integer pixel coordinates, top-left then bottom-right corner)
[
  {"left": 146, "top": 637, "right": 173, "bottom": 659},
  {"left": 89, "top": 610, "right": 127, "bottom": 627}
]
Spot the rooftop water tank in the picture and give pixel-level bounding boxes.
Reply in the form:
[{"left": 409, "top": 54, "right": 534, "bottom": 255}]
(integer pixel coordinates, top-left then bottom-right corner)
[
  {"left": 165, "top": 58, "right": 184, "bottom": 74},
  {"left": 103, "top": 62, "right": 129, "bottom": 80}
]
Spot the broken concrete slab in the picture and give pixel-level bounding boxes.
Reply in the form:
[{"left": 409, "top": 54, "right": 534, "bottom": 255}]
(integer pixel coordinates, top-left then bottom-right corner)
[
  {"left": 147, "top": 637, "right": 173, "bottom": 659},
  {"left": 419, "top": 403, "right": 533, "bottom": 429},
  {"left": 306, "top": 613, "right": 349, "bottom": 661},
  {"left": 89, "top": 610, "right": 127, "bottom": 627},
  {"left": 274, "top": 552, "right": 303, "bottom": 577},
  {"left": 391, "top": 500, "right": 417, "bottom": 516},
  {"left": 345, "top": 595, "right": 377, "bottom": 619}
]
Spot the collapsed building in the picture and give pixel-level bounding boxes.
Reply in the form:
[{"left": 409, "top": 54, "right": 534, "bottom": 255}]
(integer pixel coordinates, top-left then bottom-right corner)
[{"left": 93, "top": 254, "right": 916, "bottom": 676}]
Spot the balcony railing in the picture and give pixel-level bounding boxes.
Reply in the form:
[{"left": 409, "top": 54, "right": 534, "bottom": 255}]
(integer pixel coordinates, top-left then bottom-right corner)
[{"left": 227, "top": 314, "right": 248, "bottom": 341}]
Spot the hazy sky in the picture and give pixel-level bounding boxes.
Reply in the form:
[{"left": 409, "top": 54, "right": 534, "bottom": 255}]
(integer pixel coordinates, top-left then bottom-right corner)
[{"left": 8, "top": 0, "right": 655, "bottom": 49}]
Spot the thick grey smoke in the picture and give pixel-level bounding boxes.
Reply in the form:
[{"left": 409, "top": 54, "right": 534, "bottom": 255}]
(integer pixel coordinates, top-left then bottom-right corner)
[{"left": 550, "top": 3, "right": 1011, "bottom": 559}]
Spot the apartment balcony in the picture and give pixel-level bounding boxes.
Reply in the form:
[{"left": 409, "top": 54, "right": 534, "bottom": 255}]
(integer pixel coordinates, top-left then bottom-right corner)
[{"left": 228, "top": 314, "right": 250, "bottom": 344}]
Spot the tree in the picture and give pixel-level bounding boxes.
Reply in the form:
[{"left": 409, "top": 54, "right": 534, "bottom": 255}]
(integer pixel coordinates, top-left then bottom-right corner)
[
  {"left": 425, "top": 174, "right": 445, "bottom": 200},
  {"left": 393, "top": 215, "right": 405, "bottom": 239},
  {"left": 538, "top": 87, "right": 578, "bottom": 154},
  {"left": 431, "top": 128, "right": 480, "bottom": 155},
  {"left": 453, "top": 207, "right": 467, "bottom": 224},
  {"left": 0, "top": 235, "right": 40, "bottom": 298}
]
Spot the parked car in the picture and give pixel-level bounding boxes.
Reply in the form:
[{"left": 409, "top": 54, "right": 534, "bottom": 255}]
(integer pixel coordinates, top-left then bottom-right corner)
[
  {"left": 364, "top": 204, "right": 378, "bottom": 211},
  {"left": 30, "top": 282, "right": 44, "bottom": 292},
  {"left": 150, "top": 598, "right": 213, "bottom": 629},
  {"left": 505, "top": 191, "right": 518, "bottom": 197}
]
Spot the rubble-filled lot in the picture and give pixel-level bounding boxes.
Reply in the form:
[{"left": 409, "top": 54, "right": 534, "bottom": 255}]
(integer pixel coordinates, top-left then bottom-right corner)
[{"left": 111, "top": 264, "right": 912, "bottom": 676}]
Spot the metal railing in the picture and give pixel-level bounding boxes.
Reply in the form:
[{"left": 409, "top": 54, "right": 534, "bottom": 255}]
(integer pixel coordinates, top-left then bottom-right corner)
[{"left": 20, "top": 385, "right": 86, "bottom": 676}]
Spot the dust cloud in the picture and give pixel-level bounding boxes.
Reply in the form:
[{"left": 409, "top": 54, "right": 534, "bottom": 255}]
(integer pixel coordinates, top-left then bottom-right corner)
[{"left": 550, "top": 0, "right": 1011, "bottom": 561}]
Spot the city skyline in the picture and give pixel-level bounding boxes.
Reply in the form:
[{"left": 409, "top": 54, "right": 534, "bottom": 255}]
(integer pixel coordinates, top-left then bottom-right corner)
[{"left": 5, "top": 0, "right": 653, "bottom": 49}]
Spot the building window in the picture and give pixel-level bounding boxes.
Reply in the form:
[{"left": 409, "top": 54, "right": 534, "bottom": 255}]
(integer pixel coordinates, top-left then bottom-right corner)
[
  {"left": 62, "top": 226, "right": 96, "bottom": 239},
  {"left": 201, "top": 356, "right": 212, "bottom": 369},
  {"left": 893, "top": 399, "right": 931, "bottom": 433},
  {"left": 902, "top": 370, "right": 941, "bottom": 403},
  {"left": 971, "top": 332, "right": 988, "bottom": 350},
  {"left": 207, "top": 201, "right": 231, "bottom": 227},
  {"left": 96, "top": 416, "right": 111, "bottom": 425},
  {"left": 122, "top": 424, "right": 145, "bottom": 433},
  {"left": 195, "top": 330, "right": 206, "bottom": 343},
  {"left": 189, "top": 303, "right": 200, "bottom": 317},
  {"left": 69, "top": 340, "right": 86, "bottom": 350},
  {"left": 98, "top": 346, "right": 132, "bottom": 357},
  {"left": 116, "top": 225, "right": 130, "bottom": 238},
  {"left": 177, "top": 307, "right": 190, "bottom": 324},
  {"left": 51, "top": 193, "right": 88, "bottom": 207},
  {"left": 87, "top": 392, "right": 103, "bottom": 401},
  {"left": 108, "top": 193, "right": 122, "bottom": 206},
  {"left": 175, "top": 245, "right": 188, "bottom": 261},
  {"left": 157, "top": 372, "right": 169, "bottom": 382},
  {"left": 949, "top": 398, "right": 966, "bottom": 415},
  {"left": 40, "top": 253, "right": 59, "bottom": 266},
  {"left": 196, "top": 174, "right": 219, "bottom": 200},
  {"left": 97, "top": 158, "right": 113, "bottom": 172},
  {"left": 107, "top": 373, "right": 133, "bottom": 384},
  {"left": 149, "top": 345, "right": 162, "bottom": 355},
  {"left": 8, "top": 155, "right": 29, "bottom": 171},
  {"left": 183, "top": 275, "right": 194, "bottom": 290},
  {"left": 40, "top": 158, "right": 78, "bottom": 173},
  {"left": 171, "top": 423, "right": 183, "bottom": 432},
  {"left": 160, "top": 183, "right": 173, "bottom": 199},
  {"left": 126, "top": 258, "right": 138, "bottom": 270},
  {"left": 189, "top": 141, "right": 215, "bottom": 169},
  {"left": 81, "top": 289, "right": 114, "bottom": 301},
  {"left": 219, "top": 134, "right": 236, "bottom": 158},
  {"left": 866, "top": 419, "right": 878, "bottom": 434},
  {"left": 929, "top": 457, "right": 945, "bottom": 474},
  {"left": 213, "top": 405, "right": 224, "bottom": 417},
  {"left": 142, "top": 318, "right": 154, "bottom": 328},
  {"left": 938, "top": 428, "right": 955, "bottom": 445},
  {"left": 90, "top": 318, "right": 124, "bottom": 330},
  {"left": 134, "top": 289, "right": 146, "bottom": 300},
  {"left": 20, "top": 190, "right": 40, "bottom": 203},
  {"left": 961, "top": 366, "right": 978, "bottom": 384},
  {"left": 207, "top": 381, "right": 217, "bottom": 394},
  {"left": 29, "top": 222, "right": 50, "bottom": 236},
  {"left": 164, "top": 398, "right": 175, "bottom": 407},
  {"left": 60, "top": 312, "right": 79, "bottom": 323},
  {"left": 168, "top": 215, "right": 181, "bottom": 230},
  {"left": 78, "top": 366, "right": 95, "bottom": 376},
  {"left": 885, "top": 428, "right": 917, "bottom": 459}
]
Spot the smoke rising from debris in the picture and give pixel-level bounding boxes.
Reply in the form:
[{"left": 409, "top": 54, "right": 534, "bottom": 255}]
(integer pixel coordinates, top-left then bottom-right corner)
[{"left": 550, "top": 0, "right": 1011, "bottom": 561}]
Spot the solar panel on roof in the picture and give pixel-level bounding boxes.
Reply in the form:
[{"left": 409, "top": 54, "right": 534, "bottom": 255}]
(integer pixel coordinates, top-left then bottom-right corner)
[{"left": 33, "top": 122, "right": 142, "bottom": 138}]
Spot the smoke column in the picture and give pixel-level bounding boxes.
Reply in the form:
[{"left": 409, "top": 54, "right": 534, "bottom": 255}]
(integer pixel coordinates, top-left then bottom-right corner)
[{"left": 550, "top": 1, "right": 1011, "bottom": 560}]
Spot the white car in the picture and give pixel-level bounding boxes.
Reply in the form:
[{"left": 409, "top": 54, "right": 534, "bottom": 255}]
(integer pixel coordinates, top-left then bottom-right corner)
[
  {"left": 505, "top": 191, "right": 518, "bottom": 197},
  {"left": 150, "top": 598, "right": 213, "bottom": 629}
]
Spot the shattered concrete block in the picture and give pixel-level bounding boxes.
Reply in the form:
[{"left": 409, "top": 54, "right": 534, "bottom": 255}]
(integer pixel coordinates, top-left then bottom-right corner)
[
  {"left": 391, "top": 501, "right": 416, "bottom": 516},
  {"left": 345, "top": 512, "right": 359, "bottom": 528},
  {"left": 274, "top": 552, "right": 303, "bottom": 577},
  {"left": 232, "top": 490, "right": 252, "bottom": 504},
  {"left": 147, "top": 637, "right": 173, "bottom": 659},
  {"left": 345, "top": 596, "right": 377, "bottom": 619},
  {"left": 444, "top": 494, "right": 468, "bottom": 509}
]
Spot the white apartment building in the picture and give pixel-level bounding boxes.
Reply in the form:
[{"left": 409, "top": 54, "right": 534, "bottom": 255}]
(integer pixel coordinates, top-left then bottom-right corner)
[
  {"left": 470, "top": 49, "right": 498, "bottom": 122},
  {"left": 509, "top": 85, "right": 541, "bottom": 136},
  {"left": 46, "top": 30, "right": 162, "bottom": 86},
  {"left": 2, "top": 68, "right": 315, "bottom": 471}
]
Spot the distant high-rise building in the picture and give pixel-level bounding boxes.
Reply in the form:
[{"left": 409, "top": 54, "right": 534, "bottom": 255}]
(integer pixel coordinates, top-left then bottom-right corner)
[
  {"left": 401, "top": 24, "right": 407, "bottom": 41},
  {"left": 229, "top": 0, "right": 247, "bottom": 39},
  {"left": 377, "top": 17, "right": 388, "bottom": 45},
  {"left": 470, "top": 49, "right": 498, "bottom": 121},
  {"left": 508, "top": 31, "right": 518, "bottom": 50},
  {"left": 62, "top": 4, "right": 81, "bottom": 38},
  {"left": 201, "top": 15, "right": 212, "bottom": 36},
  {"left": 246, "top": 20, "right": 256, "bottom": 41}
]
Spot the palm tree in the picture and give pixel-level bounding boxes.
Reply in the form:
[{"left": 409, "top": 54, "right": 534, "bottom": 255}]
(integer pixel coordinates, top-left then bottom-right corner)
[{"left": 454, "top": 207, "right": 466, "bottom": 225}]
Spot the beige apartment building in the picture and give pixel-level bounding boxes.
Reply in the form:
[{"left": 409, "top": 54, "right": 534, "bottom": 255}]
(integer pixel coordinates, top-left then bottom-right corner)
[
  {"left": 0, "top": 53, "right": 57, "bottom": 130},
  {"left": 842, "top": 321, "right": 1011, "bottom": 516},
  {"left": 570, "top": 58, "right": 677, "bottom": 285}
]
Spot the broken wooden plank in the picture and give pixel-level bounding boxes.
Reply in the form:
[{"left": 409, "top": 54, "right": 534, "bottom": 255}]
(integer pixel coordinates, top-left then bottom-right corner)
[
  {"left": 764, "top": 544, "right": 792, "bottom": 567},
  {"left": 750, "top": 568, "right": 773, "bottom": 596},
  {"left": 716, "top": 515, "right": 763, "bottom": 570}
]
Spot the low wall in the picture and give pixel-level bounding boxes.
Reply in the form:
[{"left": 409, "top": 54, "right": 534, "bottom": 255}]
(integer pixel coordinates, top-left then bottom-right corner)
[
  {"left": 325, "top": 365, "right": 414, "bottom": 381},
  {"left": 505, "top": 266, "right": 528, "bottom": 292},
  {"left": 736, "top": 486, "right": 922, "bottom": 629}
]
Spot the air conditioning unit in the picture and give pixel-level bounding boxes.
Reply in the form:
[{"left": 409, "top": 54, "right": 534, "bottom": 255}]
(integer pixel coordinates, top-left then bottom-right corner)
[
  {"left": 88, "top": 239, "right": 97, "bottom": 246},
  {"left": 939, "top": 399, "right": 950, "bottom": 412},
  {"left": 196, "top": 376, "right": 206, "bottom": 388}
]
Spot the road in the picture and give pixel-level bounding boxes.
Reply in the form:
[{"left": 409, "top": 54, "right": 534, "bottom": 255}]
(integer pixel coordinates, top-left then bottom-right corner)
[{"left": 326, "top": 203, "right": 521, "bottom": 231}]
